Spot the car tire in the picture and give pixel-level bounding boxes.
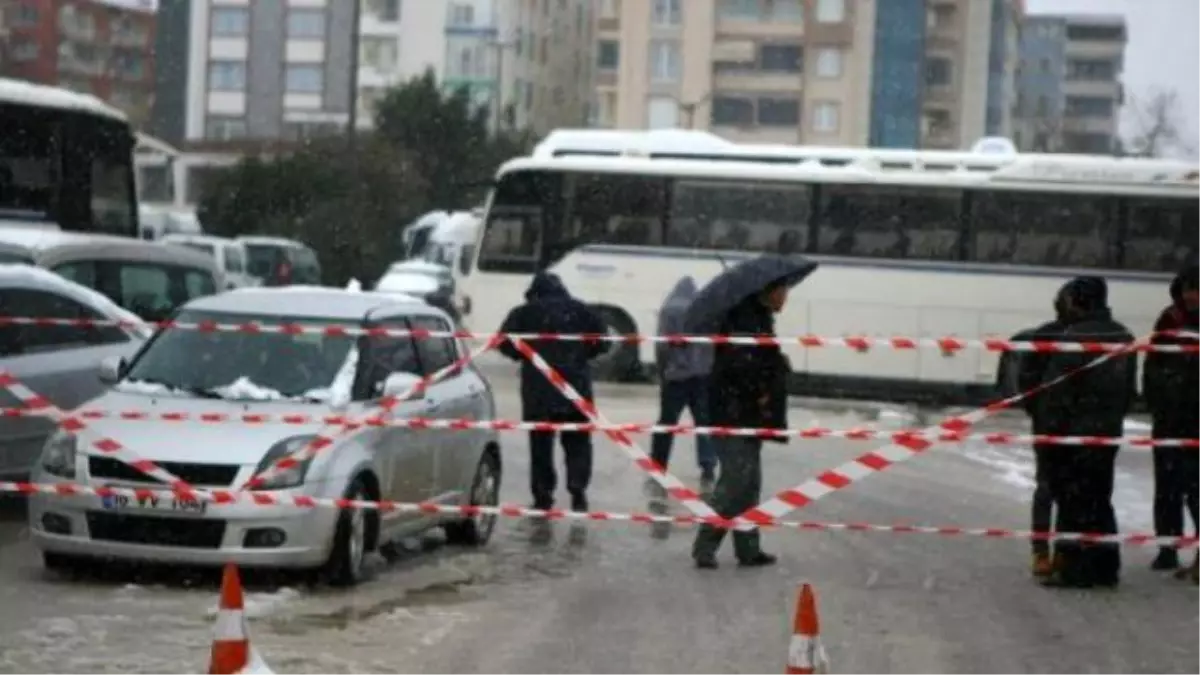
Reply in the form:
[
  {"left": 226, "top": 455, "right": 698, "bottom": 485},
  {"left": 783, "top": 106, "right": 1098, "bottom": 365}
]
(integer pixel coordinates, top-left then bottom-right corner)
[
  {"left": 322, "top": 476, "right": 372, "bottom": 587},
  {"left": 590, "top": 306, "right": 641, "bottom": 382},
  {"left": 444, "top": 451, "right": 501, "bottom": 546}
]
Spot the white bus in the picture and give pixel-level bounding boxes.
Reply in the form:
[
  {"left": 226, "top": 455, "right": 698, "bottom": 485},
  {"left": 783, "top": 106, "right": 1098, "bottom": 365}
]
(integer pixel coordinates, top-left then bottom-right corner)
[
  {"left": 460, "top": 129, "right": 1198, "bottom": 404},
  {"left": 0, "top": 78, "right": 139, "bottom": 237}
]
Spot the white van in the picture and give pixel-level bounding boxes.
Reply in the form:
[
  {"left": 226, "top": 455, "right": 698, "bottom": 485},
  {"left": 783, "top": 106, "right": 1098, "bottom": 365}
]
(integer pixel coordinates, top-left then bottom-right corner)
[{"left": 161, "top": 233, "right": 260, "bottom": 290}]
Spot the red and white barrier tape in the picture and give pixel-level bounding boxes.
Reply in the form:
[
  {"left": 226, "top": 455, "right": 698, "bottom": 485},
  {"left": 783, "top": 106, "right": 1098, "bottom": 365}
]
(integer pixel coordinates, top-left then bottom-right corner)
[
  {"left": 509, "top": 337, "right": 732, "bottom": 526},
  {"left": 4, "top": 406, "right": 1194, "bottom": 449},
  {"left": 240, "top": 336, "right": 501, "bottom": 490},
  {"left": 6, "top": 481, "right": 1196, "bottom": 549},
  {"left": 735, "top": 338, "right": 1148, "bottom": 525},
  {"left": 1, "top": 315, "right": 1194, "bottom": 354},
  {"left": 0, "top": 371, "right": 198, "bottom": 496}
]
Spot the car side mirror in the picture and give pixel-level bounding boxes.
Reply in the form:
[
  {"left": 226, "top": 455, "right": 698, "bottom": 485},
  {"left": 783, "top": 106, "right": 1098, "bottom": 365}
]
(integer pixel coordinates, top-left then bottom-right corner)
[
  {"left": 98, "top": 356, "right": 126, "bottom": 385},
  {"left": 380, "top": 372, "right": 425, "bottom": 400}
]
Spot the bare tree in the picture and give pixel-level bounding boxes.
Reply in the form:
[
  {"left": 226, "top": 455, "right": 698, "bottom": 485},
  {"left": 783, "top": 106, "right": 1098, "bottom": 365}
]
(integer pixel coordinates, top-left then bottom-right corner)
[{"left": 1126, "top": 88, "right": 1195, "bottom": 158}]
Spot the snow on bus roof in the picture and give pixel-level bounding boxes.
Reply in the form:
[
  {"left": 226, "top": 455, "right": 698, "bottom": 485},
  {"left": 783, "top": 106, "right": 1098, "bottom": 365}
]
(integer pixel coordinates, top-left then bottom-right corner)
[{"left": 0, "top": 77, "right": 127, "bottom": 121}]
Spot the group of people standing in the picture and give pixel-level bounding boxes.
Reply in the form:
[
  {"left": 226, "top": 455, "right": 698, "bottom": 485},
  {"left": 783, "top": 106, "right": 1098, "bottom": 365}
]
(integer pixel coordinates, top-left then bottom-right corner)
[{"left": 1012, "top": 265, "right": 1199, "bottom": 588}]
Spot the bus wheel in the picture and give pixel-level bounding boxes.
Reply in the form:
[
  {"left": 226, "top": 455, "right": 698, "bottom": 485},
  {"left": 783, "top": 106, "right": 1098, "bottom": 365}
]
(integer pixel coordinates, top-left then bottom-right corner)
[{"left": 590, "top": 306, "right": 641, "bottom": 382}]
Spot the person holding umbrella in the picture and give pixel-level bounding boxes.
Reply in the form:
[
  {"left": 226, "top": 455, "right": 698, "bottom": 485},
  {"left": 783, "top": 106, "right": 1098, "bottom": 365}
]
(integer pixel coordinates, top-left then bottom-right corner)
[{"left": 687, "top": 255, "right": 818, "bottom": 569}]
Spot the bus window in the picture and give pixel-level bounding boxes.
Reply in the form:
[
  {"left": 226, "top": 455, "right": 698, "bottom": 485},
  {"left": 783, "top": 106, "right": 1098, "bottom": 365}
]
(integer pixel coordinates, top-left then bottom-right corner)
[
  {"left": 1123, "top": 197, "right": 1197, "bottom": 273},
  {"left": 815, "top": 185, "right": 962, "bottom": 261},
  {"left": 91, "top": 143, "right": 135, "bottom": 234},
  {"left": 670, "top": 180, "right": 811, "bottom": 253},
  {"left": 478, "top": 170, "right": 562, "bottom": 273},
  {"left": 970, "top": 191, "right": 1118, "bottom": 269},
  {"left": 565, "top": 174, "right": 666, "bottom": 250},
  {"left": 0, "top": 115, "right": 55, "bottom": 220}
]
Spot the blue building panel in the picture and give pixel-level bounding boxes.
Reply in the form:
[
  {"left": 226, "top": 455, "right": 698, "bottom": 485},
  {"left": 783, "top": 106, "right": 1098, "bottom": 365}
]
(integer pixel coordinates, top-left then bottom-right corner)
[{"left": 868, "top": 0, "right": 926, "bottom": 148}]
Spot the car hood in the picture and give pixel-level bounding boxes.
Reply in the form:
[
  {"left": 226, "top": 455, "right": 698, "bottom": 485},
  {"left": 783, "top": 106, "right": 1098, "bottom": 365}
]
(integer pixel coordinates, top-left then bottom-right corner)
[{"left": 76, "top": 390, "right": 334, "bottom": 465}]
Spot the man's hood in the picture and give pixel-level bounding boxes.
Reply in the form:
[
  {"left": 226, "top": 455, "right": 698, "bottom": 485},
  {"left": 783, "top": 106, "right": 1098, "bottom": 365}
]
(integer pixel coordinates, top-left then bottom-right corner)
[
  {"left": 525, "top": 272, "right": 569, "bottom": 301},
  {"left": 662, "top": 276, "right": 698, "bottom": 310},
  {"left": 1169, "top": 263, "right": 1198, "bottom": 306}
]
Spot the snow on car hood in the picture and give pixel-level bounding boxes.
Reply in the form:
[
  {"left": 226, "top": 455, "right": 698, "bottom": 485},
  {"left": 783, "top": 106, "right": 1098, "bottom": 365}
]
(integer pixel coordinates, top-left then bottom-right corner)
[
  {"left": 375, "top": 272, "right": 439, "bottom": 296},
  {"left": 78, "top": 390, "right": 331, "bottom": 465}
]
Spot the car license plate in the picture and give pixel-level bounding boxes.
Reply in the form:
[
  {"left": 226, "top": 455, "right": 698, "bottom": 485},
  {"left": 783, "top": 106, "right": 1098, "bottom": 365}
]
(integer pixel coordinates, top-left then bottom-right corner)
[{"left": 101, "top": 491, "right": 207, "bottom": 515}]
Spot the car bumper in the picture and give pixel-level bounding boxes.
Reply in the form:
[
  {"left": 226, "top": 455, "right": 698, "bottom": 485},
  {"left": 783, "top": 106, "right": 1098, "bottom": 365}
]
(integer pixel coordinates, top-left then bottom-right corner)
[{"left": 27, "top": 483, "right": 343, "bottom": 568}]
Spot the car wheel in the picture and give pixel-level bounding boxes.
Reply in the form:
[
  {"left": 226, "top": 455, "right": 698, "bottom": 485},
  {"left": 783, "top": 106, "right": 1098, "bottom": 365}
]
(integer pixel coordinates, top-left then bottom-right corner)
[
  {"left": 590, "top": 306, "right": 641, "bottom": 382},
  {"left": 322, "top": 476, "right": 372, "bottom": 587},
  {"left": 444, "top": 451, "right": 500, "bottom": 546}
]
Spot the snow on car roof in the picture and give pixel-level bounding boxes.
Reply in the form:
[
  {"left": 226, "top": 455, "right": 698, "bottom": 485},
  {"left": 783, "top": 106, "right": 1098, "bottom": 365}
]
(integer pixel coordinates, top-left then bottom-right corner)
[
  {"left": 0, "top": 226, "right": 218, "bottom": 270},
  {"left": 0, "top": 263, "right": 150, "bottom": 336},
  {"left": 237, "top": 235, "right": 309, "bottom": 248},
  {"left": 189, "top": 287, "right": 426, "bottom": 321},
  {"left": 0, "top": 77, "right": 127, "bottom": 122}
]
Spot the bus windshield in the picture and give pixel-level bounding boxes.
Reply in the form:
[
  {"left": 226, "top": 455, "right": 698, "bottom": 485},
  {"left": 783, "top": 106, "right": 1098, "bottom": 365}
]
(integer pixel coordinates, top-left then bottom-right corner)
[{"left": 0, "top": 81, "right": 138, "bottom": 236}]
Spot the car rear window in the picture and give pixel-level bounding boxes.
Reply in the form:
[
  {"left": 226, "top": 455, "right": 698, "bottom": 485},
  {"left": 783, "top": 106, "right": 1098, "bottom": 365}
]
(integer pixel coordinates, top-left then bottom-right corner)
[
  {"left": 53, "top": 260, "right": 217, "bottom": 322},
  {"left": 177, "top": 242, "right": 216, "bottom": 259},
  {"left": 244, "top": 245, "right": 282, "bottom": 278},
  {"left": 291, "top": 247, "right": 322, "bottom": 284}
]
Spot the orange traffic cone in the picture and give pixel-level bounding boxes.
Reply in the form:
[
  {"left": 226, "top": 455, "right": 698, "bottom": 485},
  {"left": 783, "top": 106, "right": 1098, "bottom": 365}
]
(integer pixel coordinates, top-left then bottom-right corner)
[
  {"left": 786, "top": 583, "right": 829, "bottom": 674},
  {"left": 208, "top": 563, "right": 251, "bottom": 674}
]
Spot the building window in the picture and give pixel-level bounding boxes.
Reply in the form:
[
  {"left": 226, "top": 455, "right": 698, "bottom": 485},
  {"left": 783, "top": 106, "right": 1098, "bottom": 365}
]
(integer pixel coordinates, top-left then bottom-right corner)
[
  {"left": 711, "top": 95, "right": 754, "bottom": 126},
  {"left": 757, "top": 97, "right": 800, "bottom": 127},
  {"left": 767, "top": 0, "right": 803, "bottom": 22},
  {"left": 1067, "top": 59, "right": 1117, "bottom": 81},
  {"left": 287, "top": 9, "right": 326, "bottom": 39},
  {"left": 812, "top": 101, "right": 840, "bottom": 132},
  {"left": 205, "top": 117, "right": 247, "bottom": 141},
  {"left": 717, "top": 0, "right": 758, "bottom": 20},
  {"left": 1065, "top": 96, "right": 1114, "bottom": 119},
  {"left": 366, "top": 0, "right": 401, "bottom": 21},
  {"left": 361, "top": 37, "right": 398, "bottom": 71},
  {"left": 649, "top": 40, "right": 681, "bottom": 83},
  {"left": 922, "top": 108, "right": 953, "bottom": 137},
  {"left": 449, "top": 3, "right": 474, "bottom": 26},
  {"left": 285, "top": 65, "right": 323, "bottom": 93},
  {"left": 758, "top": 44, "right": 803, "bottom": 73},
  {"left": 207, "top": 61, "right": 246, "bottom": 90},
  {"left": 926, "top": 2, "right": 955, "bottom": 30},
  {"left": 12, "top": 3, "right": 39, "bottom": 26},
  {"left": 11, "top": 39, "right": 39, "bottom": 62},
  {"left": 597, "top": 40, "right": 619, "bottom": 69},
  {"left": 646, "top": 97, "right": 678, "bottom": 129},
  {"left": 815, "top": 48, "right": 842, "bottom": 78},
  {"left": 925, "top": 57, "right": 952, "bottom": 86},
  {"left": 210, "top": 7, "right": 249, "bottom": 37},
  {"left": 652, "top": 0, "right": 681, "bottom": 26},
  {"left": 600, "top": 0, "right": 619, "bottom": 19},
  {"left": 815, "top": 0, "right": 845, "bottom": 23}
]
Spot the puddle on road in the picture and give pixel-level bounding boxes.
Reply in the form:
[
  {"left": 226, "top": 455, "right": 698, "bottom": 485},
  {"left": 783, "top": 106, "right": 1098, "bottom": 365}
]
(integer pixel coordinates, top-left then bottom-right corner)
[{"left": 269, "top": 577, "right": 483, "bottom": 634}]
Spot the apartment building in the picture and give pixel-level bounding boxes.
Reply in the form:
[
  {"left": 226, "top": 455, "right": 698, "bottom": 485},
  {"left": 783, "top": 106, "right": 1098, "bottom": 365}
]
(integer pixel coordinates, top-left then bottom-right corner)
[
  {"left": 1014, "top": 13, "right": 1125, "bottom": 154},
  {"left": 1, "top": 0, "right": 157, "bottom": 126},
  {"left": 594, "top": 0, "right": 1020, "bottom": 150}
]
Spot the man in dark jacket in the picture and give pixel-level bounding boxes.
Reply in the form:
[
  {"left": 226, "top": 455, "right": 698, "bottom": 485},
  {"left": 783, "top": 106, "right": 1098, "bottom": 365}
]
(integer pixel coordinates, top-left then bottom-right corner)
[
  {"left": 1038, "top": 277, "right": 1135, "bottom": 588},
  {"left": 497, "top": 273, "right": 607, "bottom": 512},
  {"left": 650, "top": 276, "right": 717, "bottom": 498},
  {"left": 1009, "top": 284, "right": 1072, "bottom": 578},
  {"left": 1143, "top": 263, "right": 1199, "bottom": 579},
  {"left": 691, "top": 281, "right": 791, "bottom": 569}
]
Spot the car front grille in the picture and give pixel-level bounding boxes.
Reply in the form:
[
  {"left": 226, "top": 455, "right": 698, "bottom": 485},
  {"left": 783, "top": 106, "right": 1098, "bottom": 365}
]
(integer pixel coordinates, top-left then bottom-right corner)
[
  {"left": 88, "top": 456, "right": 240, "bottom": 486},
  {"left": 86, "top": 511, "right": 226, "bottom": 549}
]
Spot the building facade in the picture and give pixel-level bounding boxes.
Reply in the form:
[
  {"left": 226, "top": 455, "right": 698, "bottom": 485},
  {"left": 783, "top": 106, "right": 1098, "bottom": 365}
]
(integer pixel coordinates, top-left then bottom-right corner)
[
  {"left": 594, "top": 0, "right": 1021, "bottom": 150},
  {"left": 1014, "top": 13, "right": 1126, "bottom": 154},
  {"left": 0, "top": 0, "right": 157, "bottom": 127}
]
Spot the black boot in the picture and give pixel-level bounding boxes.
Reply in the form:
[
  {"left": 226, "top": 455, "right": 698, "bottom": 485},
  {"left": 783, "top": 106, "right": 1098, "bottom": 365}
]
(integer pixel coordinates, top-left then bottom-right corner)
[
  {"left": 737, "top": 552, "right": 777, "bottom": 568},
  {"left": 570, "top": 492, "right": 588, "bottom": 513},
  {"left": 1151, "top": 548, "right": 1180, "bottom": 570}
]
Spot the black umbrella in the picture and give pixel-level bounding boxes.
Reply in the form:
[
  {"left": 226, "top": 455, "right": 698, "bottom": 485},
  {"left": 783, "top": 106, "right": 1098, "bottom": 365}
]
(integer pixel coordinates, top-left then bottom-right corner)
[{"left": 683, "top": 254, "right": 818, "bottom": 334}]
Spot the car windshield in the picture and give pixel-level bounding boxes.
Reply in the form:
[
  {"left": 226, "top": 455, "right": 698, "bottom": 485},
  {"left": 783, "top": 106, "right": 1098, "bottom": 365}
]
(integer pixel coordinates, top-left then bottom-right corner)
[
  {"left": 121, "top": 310, "right": 357, "bottom": 402},
  {"left": 244, "top": 244, "right": 281, "bottom": 278}
]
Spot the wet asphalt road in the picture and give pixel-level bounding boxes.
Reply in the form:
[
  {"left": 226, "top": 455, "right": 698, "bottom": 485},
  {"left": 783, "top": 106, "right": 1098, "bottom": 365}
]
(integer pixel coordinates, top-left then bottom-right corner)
[{"left": 0, "top": 361, "right": 1196, "bottom": 673}]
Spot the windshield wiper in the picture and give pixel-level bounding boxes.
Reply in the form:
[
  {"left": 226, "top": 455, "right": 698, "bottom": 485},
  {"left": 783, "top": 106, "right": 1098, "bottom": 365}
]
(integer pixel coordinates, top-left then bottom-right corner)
[
  {"left": 125, "top": 377, "right": 224, "bottom": 400},
  {"left": 180, "top": 386, "right": 225, "bottom": 400}
]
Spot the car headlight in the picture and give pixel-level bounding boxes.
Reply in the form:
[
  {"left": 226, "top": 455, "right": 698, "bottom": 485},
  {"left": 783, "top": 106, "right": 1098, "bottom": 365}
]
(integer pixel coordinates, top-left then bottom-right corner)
[
  {"left": 251, "top": 435, "right": 317, "bottom": 490},
  {"left": 41, "top": 432, "right": 78, "bottom": 478}
]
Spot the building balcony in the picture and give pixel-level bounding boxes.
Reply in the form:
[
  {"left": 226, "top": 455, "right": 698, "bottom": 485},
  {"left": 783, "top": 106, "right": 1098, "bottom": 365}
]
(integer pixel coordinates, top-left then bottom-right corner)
[
  {"left": 359, "top": 14, "right": 398, "bottom": 37},
  {"left": 923, "top": 84, "right": 956, "bottom": 104},
  {"left": 715, "top": 19, "right": 805, "bottom": 39},
  {"left": 1064, "top": 41, "right": 1124, "bottom": 59},
  {"left": 713, "top": 70, "right": 804, "bottom": 92},
  {"left": 1062, "top": 79, "right": 1121, "bottom": 98},
  {"left": 1062, "top": 115, "right": 1116, "bottom": 134}
]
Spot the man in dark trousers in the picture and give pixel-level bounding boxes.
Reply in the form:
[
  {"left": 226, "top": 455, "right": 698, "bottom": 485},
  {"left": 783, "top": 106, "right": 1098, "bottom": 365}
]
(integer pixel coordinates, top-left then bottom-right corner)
[
  {"left": 692, "top": 281, "right": 791, "bottom": 569},
  {"left": 649, "top": 276, "right": 717, "bottom": 499},
  {"left": 1143, "top": 263, "right": 1199, "bottom": 582},
  {"left": 1007, "top": 284, "right": 1072, "bottom": 578},
  {"left": 497, "top": 272, "right": 607, "bottom": 512},
  {"left": 1037, "top": 277, "right": 1135, "bottom": 588}
]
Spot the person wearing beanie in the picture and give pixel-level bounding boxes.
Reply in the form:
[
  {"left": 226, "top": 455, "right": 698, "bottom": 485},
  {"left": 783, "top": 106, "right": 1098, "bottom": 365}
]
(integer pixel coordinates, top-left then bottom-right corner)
[
  {"left": 1143, "top": 263, "right": 1199, "bottom": 583},
  {"left": 1037, "top": 276, "right": 1135, "bottom": 589}
]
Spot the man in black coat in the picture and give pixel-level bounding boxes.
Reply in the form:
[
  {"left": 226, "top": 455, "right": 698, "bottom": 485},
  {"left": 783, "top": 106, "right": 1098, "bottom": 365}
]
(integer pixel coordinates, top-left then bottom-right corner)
[
  {"left": 1037, "top": 276, "right": 1135, "bottom": 588},
  {"left": 691, "top": 281, "right": 791, "bottom": 569},
  {"left": 1008, "top": 284, "right": 1072, "bottom": 577},
  {"left": 1143, "top": 263, "right": 1199, "bottom": 579},
  {"left": 497, "top": 272, "right": 607, "bottom": 512}
]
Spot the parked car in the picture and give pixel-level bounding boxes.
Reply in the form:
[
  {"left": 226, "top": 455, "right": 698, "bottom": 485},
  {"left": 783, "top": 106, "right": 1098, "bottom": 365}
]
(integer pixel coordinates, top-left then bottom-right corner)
[
  {"left": 0, "top": 227, "right": 220, "bottom": 322},
  {"left": 161, "top": 233, "right": 260, "bottom": 290},
  {"left": 28, "top": 286, "right": 501, "bottom": 585},
  {"left": 237, "top": 236, "right": 322, "bottom": 287},
  {"left": 0, "top": 264, "right": 150, "bottom": 480},
  {"left": 374, "top": 260, "right": 458, "bottom": 323}
]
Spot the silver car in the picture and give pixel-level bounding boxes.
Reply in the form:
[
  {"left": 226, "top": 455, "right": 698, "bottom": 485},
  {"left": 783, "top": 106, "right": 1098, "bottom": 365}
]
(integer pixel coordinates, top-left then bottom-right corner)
[
  {"left": 27, "top": 287, "right": 501, "bottom": 586},
  {"left": 0, "top": 264, "right": 150, "bottom": 479}
]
